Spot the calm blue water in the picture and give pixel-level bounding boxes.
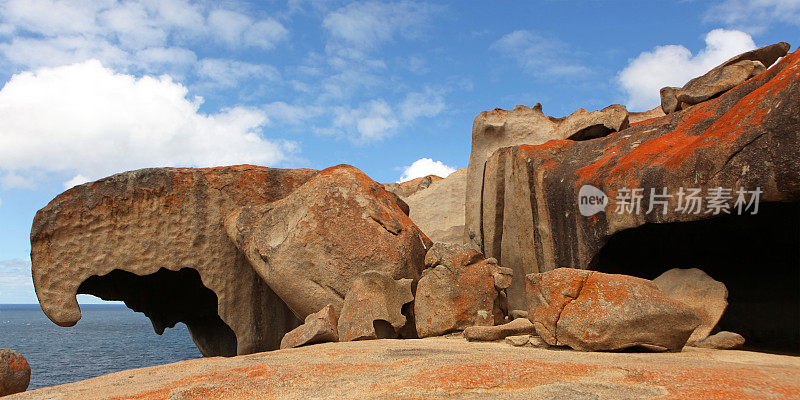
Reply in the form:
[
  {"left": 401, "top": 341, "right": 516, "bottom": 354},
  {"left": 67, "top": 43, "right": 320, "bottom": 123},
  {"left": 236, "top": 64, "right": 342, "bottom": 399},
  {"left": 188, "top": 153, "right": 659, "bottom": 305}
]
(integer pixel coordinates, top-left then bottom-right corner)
[{"left": 0, "top": 304, "right": 201, "bottom": 390}]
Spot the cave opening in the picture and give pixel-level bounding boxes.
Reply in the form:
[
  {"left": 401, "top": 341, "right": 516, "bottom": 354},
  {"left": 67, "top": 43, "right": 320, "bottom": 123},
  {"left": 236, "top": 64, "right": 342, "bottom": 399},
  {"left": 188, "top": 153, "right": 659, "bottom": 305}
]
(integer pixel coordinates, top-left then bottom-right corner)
[
  {"left": 77, "top": 267, "right": 237, "bottom": 357},
  {"left": 589, "top": 202, "right": 800, "bottom": 355}
]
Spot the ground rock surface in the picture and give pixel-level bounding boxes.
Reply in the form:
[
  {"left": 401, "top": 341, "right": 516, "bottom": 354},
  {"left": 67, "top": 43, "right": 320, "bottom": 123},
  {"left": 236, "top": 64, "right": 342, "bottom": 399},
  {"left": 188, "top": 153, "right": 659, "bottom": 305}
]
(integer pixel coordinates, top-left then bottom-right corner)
[
  {"left": 225, "top": 165, "right": 431, "bottom": 321},
  {"left": 653, "top": 268, "right": 729, "bottom": 343},
  {"left": 8, "top": 338, "right": 800, "bottom": 400},
  {"left": 0, "top": 349, "right": 30, "bottom": 397},
  {"left": 30, "top": 165, "right": 317, "bottom": 356},
  {"left": 527, "top": 268, "right": 701, "bottom": 352}
]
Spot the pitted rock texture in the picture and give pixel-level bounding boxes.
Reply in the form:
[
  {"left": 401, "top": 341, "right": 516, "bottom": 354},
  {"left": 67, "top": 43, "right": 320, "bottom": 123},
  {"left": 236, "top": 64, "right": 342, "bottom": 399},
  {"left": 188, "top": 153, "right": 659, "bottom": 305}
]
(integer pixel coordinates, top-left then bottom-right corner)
[
  {"left": 465, "top": 103, "right": 639, "bottom": 250},
  {"left": 226, "top": 164, "right": 431, "bottom": 321},
  {"left": 337, "top": 271, "right": 414, "bottom": 341},
  {"left": 280, "top": 304, "right": 339, "bottom": 349},
  {"left": 660, "top": 42, "right": 790, "bottom": 114},
  {"left": 404, "top": 168, "right": 467, "bottom": 244},
  {"left": 653, "top": 268, "right": 729, "bottom": 343},
  {"left": 414, "top": 243, "right": 512, "bottom": 338},
  {"left": 526, "top": 268, "right": 701, "bottom": 352},
  {"left": 464, "top": 317, "right": 538, "bottom": 342},
  {"left": 383, "top": 174, "right": 442, "bottom": 198},
  {"left": 0, "top": 349, "right": 30, "bottom": 397},
  {"left": 30, "top": 165, "right": 316, "bottom": 356},
  {"left": 9, "top": 338, "right": 800, "bottom": 400},
  {"left": 480, "top": 47, "right": 800, "bottom": 311}
]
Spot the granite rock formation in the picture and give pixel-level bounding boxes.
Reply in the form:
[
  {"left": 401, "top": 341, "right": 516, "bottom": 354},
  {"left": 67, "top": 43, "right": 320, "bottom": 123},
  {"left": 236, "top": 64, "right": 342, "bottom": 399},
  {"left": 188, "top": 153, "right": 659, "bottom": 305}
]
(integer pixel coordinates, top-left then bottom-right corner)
[
  {"left": 383, "top": 175, "right": 442, "bottom": 198},
  {"left": 280, "top": 305, "right": 339, "bottom": 349},
  {"left": 337, "top": 271, "right": 414, "bottom": 341},
  {"left": 465, "top": 102, "right": 637, "bottom": 250},
  {"left": 479, "top": 47, "right": 800, "bottom": 352},
  {"left": 463, "top": 317, "right": 537, "bottom": 342},
  {"left": 0, "top": 349, "right": 30, "bottom": 397},
  {"left": 527, "top": 268, "right": 701, "bottom": 352},
  {"left": 660, "top": 42, "right": 790, "bottom": 114},
  {"left": 225, "top": 165, "right": 430, "bottom": 321},
  {"left": 30, "top": 166, "right": 317, "bottom": 356},
  {"left": 414, "top": 243, "right": 512, "bottom": 338},
  {"left": 653, "top": 268, "right": 729, "bottom": 343},
  {"left": 404, "top": 168, "right": 467, "bottom": 244}
]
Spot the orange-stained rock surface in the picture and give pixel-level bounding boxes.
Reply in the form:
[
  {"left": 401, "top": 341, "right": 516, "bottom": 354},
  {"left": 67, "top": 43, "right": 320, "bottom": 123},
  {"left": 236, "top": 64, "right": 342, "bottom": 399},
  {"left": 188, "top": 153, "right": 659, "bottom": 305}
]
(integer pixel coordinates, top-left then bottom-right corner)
[
  {"left": 0, "top": 349, "right": 30, "bottom": 397},
  {"left": 7, "top": 337, "right": 800, "bottom": 400},
  {"left": 527, "top": 268, "right": 701, "bottom": 352},
  {"left": 383, "top": 174, "right": 443, "bottom": 199},
  {"left": 480, "top": 47, "right": 800, "bottom": 313},
  {"left": 30, "top": 165, "right": 318, "bottom": 356}
]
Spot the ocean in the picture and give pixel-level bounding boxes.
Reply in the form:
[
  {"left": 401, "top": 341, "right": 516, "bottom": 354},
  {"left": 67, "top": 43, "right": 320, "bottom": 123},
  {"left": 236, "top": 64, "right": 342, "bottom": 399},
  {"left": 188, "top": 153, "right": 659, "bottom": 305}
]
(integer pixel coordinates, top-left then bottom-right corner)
[{"left": 0, "top": 304, "right": 201, "bottom": 390}]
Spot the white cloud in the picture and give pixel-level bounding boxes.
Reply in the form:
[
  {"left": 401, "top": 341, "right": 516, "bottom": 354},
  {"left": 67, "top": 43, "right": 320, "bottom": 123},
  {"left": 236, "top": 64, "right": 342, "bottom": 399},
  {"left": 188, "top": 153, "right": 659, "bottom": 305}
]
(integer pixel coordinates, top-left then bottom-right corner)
[
  {"left": 398, "top": 158, "right": 456, "bottom": 182},
  {"left": 491, "top": 30, "right": 589, "bottom": 77},
  {"left": 63, "top": 174, "right": 91, "bottom": 189},
  {"left": 706, "top": 0, "right": 800, "bottom": 33},
  {"left": 197, "top": 58, "right": 280, "bottom": 88},
  {"left": 263, "top": 102, "right": 323, "bottom": 125},
  {"left": 0, "top": 60, "right": 296, "bottom": 187},
  {"left": 617, "top": 29, "right": 756, "bottom": 111},
  {"left": 322, "top": 1, "right": 435, "bottom": 49},
  {"left": 399, "top": 88, "right": 445, "bottom": 121},
  {"left": 0, "top": 196, "right": 3, "bottom": 207}
]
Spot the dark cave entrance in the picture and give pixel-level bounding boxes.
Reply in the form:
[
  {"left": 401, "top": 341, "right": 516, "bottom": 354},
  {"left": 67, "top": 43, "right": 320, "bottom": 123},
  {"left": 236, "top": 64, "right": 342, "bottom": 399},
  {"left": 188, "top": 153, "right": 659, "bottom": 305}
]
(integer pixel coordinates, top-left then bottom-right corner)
[
  {"left": 77, "top": 268, "right": 237, "bottom": 357},
  {"left": 589, "top": 202, "right": 800, "bottom": 354}
]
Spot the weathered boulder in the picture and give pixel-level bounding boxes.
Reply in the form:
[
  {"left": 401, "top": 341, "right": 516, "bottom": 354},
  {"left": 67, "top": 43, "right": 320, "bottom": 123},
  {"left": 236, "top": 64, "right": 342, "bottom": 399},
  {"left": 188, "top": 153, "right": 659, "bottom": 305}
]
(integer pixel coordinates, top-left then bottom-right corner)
[
  {"left": 337, "top": 271, "right": 414, "bottom": 341},
  {"left": 653, "top": 268, "right": 728, "bottom": 343},
  {"left": 30, "top": 166, "right": 317, "bottom": 356},
  {"left": 383, "top": 174, "right": 442, "bottom": 198},
  {"left": 0, "top": 349, "right": 30, "bottom": 396},
  {"left": 465, "top": 103, "right": 639, "bottom": 250},
  {"left": 693, "top": 331, "right": 746, "bottom": 350},
  {"left": 280, "top": 305, "right": 339, "bottom": 349},
  {"left": 480, "top": 47, "right": 800, "bottom": 320},
  {"left": 404, "top": 168, "right": 467, "bottom": 244},
  {"left": 527, "top": 268, "right": 701, "bottom": 351},
  {"left": 225, "top": 165, "right": 430, "bottom": 321},
  {"left": 660, "top": 42, "right": 790, "bottom": 114},
  {"left": 464, "top": 317, "right": 537, "bottom": 341},
  {"left": 414, "top": 243, "right": 512, "bottom": 338}
]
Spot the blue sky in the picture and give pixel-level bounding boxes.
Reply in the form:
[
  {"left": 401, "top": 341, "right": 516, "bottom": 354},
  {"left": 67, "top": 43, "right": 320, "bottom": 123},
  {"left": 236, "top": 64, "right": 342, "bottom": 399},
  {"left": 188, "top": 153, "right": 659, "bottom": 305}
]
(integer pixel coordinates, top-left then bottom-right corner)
[{"left": 0, "top": 0, "right": 798, "bottom": 303}]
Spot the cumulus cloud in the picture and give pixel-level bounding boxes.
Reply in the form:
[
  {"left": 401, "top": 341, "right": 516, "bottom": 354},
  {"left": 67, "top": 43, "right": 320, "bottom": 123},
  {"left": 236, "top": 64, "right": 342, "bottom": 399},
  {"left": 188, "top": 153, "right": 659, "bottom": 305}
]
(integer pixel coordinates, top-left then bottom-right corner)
[
  {"left": 491, "top": 30, "right": 589, "bottom": 77},
  {"left": 0, "top": 60, "right": 296, "bottom": 187},
  {"left": 706, "top": 0, "right": 800, "bottom": 33},
  {"left": 398, "top": 158, "right": 457, "bottom": 182},
  {"left": 617, "top": 29, "right": 756, "bottom": 111},
  {"left": 322, "top": 1, "right": 435, "bottom": 49}
]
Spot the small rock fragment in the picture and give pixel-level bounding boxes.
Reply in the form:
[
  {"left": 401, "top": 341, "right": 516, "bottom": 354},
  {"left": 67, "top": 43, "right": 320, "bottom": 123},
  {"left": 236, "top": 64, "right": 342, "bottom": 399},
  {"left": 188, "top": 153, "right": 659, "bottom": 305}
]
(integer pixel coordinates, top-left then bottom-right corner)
[
  {"left": 280, "top": 305, "right": 339, "bottom": 349},
  {"left": 693, "top": 331, "right": 746, "bottom": 350},
  {"left": 528, "top": 336, "right": 548, "bottom": 348},
  {"left": 0, "top": 349, "right": 31, "bottom": 396},
  {"left": 509, "top": 310, "right": 529, "bottom": 320},
  {"left": 505, "top": 335, "right": 531, "bottom": 346},
  {"left": 464, "top": 318, "right": 537, "bottom": 342},
  {"left": 337, "top": 271, "right": 414, "bottom": 342}
]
